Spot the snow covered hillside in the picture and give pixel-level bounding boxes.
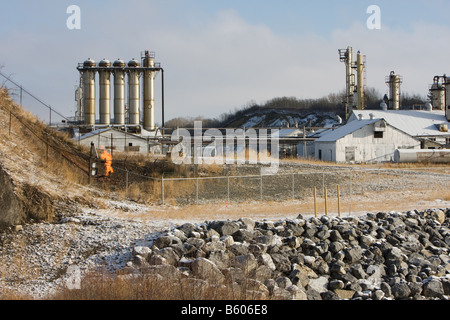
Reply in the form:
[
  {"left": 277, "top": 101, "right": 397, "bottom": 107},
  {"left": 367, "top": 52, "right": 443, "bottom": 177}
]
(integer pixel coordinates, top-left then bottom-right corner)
[{"left": 222, "top": 108, "right": 342, "bottom": 128}]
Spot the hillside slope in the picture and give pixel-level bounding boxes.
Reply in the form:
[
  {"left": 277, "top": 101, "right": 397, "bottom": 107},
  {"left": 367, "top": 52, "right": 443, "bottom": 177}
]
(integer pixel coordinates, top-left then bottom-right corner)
[
  {"left": 0, "top": 88, "right": 92, "bottom": 229},
  {"left": 221, "top": 107, "right": 341, "bottom": 128}
]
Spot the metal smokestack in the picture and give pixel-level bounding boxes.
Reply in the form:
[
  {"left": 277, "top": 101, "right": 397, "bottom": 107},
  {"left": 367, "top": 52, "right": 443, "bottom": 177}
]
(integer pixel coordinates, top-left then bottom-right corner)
[
  {"left": 127, "top": 58, "right": 140, "bottom": 125},
  {"left": 98, "top": 59, "right": 111, "bottom": 124},
  {"left": 82, "top": 58, "right": 96, "bottom": 125},
  {"left": 338, "top": 46, "right": 355, "bottom": 120},
  {"left": 143, "top": 51, "right": 156, "bottom": 131},
  {"left": 386, "top": 71, "right": 402, "bottom": 110},
  {"left": 113, "top": 59, "right": 126, "bottom": 125},
  {"left": 356, "top": 51, "right": 365, "bottom": 110},
  {"left": 445, "top": 75, "right": 450, "bottom": 121},
  {"left": 429, "top": 76, "right": 446, "bottom": 111}
]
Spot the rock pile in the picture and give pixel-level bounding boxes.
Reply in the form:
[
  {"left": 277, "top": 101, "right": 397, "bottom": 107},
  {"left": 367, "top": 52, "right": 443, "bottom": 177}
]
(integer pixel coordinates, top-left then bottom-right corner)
[{"left": 125, "top": 209, "right": 450, "bottom": 300}]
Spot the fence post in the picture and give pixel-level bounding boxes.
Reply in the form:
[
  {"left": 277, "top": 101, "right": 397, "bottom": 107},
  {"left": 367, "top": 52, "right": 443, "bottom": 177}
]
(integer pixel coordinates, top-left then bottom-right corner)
[
  {"left": 292, "top": 173, "right": 295, "bottom": 200},
  {"left": 88, "top": 142, "right": 94, "bottom": 185},
  {"left": 322, "top": 172, "right": 325, "bottom": 196},
  {"left": 402, "top": 169, "right": 405, "bottom": 190},
  {"left": 196, "top": 178, "right": 199, "bottom": 203},
  {"left": 111, "top": 133, "right": 114, "bottom": 157},
  {"left": 227, "top": 176, "right": 230, "bottom": 202},
  {"left": 46, "top": 132, "right": 49, "bottom": 162},
  {"left": 324, "top": 187, "right": 328, "bottom": 216},
  {"left": 314, "top": 186, "right": 317, "bottom": 218},
  {"left": 349, "top": 170, "right": 353, "bottom": 216},
  {"left": 260, "top": 173, "right": 263, "bottom": 201},
  {"left": 9, "top": 110, "right": 11, "bottom": 135},
  {"left": 337, "top": 185, "right": 341, "bottom": 217},
  {"left": 161, "top": 176, "right": 165, "bottom": 205}
]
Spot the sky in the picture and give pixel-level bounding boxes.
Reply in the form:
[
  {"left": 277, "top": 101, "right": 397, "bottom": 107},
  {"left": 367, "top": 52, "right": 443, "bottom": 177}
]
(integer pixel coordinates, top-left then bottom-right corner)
[{"left": 1, "top": 0, "right": 450, "bottom": 124}]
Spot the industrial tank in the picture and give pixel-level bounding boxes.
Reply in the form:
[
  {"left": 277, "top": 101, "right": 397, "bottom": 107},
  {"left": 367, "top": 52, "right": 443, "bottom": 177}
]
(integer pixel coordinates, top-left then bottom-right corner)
[
  {"left": 394, "top": 149, "right": 450, "bottom": 164},
  {"left": 356, "top": 51, "right": 365, "bottom": 110},
  {"left": 82, "top": 58, "right": 96, "bottom": 125},
  {"left": 446, "top": 77, "right": 450, "bottom": 121},
  {"left": 386, "top": 71, "right": 402, "bottom": 110},
  {"left": 113, "top": 59, "right": 126, "bottom": 125},
  {"left": 98, "top": 59, "right": 111, "bottom": 125},
  {"left": 430, "top": 76, "right": 446, "bottom": 110},
  {"left": 127, "top": 59, "right": 140, "bottom": 125},
  {"left": 143, "top": 51, "right": 156, "bottom": 131}
]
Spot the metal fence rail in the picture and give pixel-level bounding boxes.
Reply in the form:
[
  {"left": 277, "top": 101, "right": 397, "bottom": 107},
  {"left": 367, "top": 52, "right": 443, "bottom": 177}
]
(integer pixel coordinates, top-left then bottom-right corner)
[{"left": 102, "top": 166, "right": 450, "bottom": 206}]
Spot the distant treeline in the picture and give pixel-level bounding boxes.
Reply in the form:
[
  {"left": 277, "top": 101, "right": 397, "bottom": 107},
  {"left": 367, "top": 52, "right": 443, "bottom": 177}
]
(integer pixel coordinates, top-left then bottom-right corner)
[{"left": 164, "top": 88, "right": 427, "bottom": 128}]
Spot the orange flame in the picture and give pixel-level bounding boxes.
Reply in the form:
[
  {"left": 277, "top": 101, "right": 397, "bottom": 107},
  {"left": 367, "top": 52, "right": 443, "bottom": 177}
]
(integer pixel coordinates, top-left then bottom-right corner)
[{"left": 100, "top": 149, "right": 114, "bottom": 176}]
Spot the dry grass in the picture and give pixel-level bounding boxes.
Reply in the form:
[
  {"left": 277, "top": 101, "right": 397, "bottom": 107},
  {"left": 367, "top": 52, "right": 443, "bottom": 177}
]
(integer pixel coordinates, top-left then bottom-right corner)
[
  {"left": 113, "top": 178, "right": 207, "bottom": 204},
  {"left": 110, "top": 186, "right": 450, "bottom": 223},
  {"left": 50, "top": 270, "right": 268, "bottom": 300},
  {"left": 281, "top": 156, "right": 450, "bottom": 173},
  {"left": 0, "top": 87, "right": 89, "bottom": 177}
]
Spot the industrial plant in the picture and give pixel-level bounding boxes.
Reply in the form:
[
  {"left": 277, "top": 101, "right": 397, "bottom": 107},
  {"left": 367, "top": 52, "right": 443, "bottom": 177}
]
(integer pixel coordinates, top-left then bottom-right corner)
[
  {"left": 71, "top": 48, "right": 450, "bottom": 164},
  {"left": 304, "top": 47, "right": 450, "bottom": 163},
  {"left": 75, "top": 50, "right": 164, "bottom": 134}
]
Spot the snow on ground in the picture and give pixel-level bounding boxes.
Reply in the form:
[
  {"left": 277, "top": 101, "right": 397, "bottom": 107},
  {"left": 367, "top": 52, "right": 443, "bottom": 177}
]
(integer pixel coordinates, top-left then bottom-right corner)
[{"left": 1, "top": 183, "right": 449, "bottom": 299}]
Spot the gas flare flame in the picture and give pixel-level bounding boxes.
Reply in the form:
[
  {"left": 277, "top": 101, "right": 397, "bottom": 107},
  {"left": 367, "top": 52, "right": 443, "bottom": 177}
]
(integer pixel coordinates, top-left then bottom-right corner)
[{"left": 100, "top": 148, "right": 114, "bottom": 176}]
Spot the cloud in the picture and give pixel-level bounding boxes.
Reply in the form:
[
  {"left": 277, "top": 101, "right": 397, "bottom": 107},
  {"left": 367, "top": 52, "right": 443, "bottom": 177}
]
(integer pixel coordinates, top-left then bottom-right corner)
[
  {"left": 152, "top": 9, "right": 342, "bottom": 119},
  {"left": 1, "top": 4, "right": 449, "bottom": 124},
  {"left": 150, "top": 10, "right": 450, "bottom": 120}
]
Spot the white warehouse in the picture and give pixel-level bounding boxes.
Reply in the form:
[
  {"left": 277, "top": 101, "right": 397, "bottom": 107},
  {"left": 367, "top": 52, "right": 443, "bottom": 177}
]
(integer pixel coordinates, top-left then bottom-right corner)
[
  {"left": 77, "top": 128, "right": 162, "bottom": 154},
  {"left": 314, "top": 117, "right": 420, "bottom": 163}
]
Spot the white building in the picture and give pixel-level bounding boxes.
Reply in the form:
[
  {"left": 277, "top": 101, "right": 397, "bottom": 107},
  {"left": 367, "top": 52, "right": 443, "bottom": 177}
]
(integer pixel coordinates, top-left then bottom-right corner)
[
  {"left": 309, "top": 109, "right": 450, "bottom": 163},
  {"left": 313, "top": 117, "right": 421, "bottom": 163},
  {"left": 347, "top": 110, "right": 450, "bottom": 148},
  {"left": 77, "top": 128, "right": 162, "bottom": 154}
]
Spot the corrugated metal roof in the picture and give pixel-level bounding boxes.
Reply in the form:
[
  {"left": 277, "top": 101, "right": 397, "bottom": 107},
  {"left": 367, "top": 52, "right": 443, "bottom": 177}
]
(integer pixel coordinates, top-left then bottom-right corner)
[
  {"left": 271, "top": 128, "right": 303, "bottom": 138},
  {"left": 79, "top": 128, "right": 111, "bottom": 140},
  {"left": 79, "top": 128, "right": 149, "bottom": 142},
  {"left": 315, "top": 119, "right": 380, "bottom": 142},
  {"left": 348, "top": 110, "right": 450, "bottom": 137}
]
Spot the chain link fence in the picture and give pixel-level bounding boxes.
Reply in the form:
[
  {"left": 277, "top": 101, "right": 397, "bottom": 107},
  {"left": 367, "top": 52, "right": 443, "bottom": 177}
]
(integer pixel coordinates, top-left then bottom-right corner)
[{"left": 96, "top": 166, "right": 450, "bottom": 207}]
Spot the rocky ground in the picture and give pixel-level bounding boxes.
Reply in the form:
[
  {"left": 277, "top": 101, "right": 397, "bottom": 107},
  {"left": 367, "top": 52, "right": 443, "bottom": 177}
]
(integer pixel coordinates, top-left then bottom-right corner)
[
  {"left": 123, "top": 208, "right": 450, "bottom": 300},
  {"left": 0, "top": 200, "right": 162, "bottom": 298},
  {"left": 1, "top": 197, "right": 449, "bottom": 300},
  {"left": 1, "top": 88, "right": 449, "bottom": 300}
]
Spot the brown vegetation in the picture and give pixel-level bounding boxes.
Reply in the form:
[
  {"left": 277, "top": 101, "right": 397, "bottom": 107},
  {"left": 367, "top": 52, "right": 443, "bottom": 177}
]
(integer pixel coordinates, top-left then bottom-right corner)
[{"left": 51, "top": 270, "right": 268, "bottom": 300}]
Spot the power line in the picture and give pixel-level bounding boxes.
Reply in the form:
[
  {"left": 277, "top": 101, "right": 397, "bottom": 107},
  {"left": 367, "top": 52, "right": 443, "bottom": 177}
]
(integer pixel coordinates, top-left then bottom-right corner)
[
  {"left": 0, "top": 101, "right": 89, "bottom": 175},
  {"left": 0, "top": 71, "right": 69, "bottom": 121}
]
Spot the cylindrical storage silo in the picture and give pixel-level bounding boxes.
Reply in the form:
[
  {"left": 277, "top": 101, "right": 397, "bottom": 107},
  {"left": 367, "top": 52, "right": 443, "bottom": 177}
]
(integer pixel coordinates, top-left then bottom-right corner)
[
  {"left": 113, "top": 59, "right": 126, "bottom": 125},
  {"left": 387, "top": 71, "right": 401, "bottom": 110},
  {"left": 430, "top": 76, "right": 445, "bottom": 110},
  {"left": 356, "top": 51, "right": 365, "bottom": 110},
  {"left": 98, "top": 59, "right": 111, "bottom": 125},
  {"left": 143, "top": 51, "right": 156, "bottom": 131},
  {"left": 127, "top": 59, "right": 140, "bottom": 125},
  {"left": 445, "top": 77, "right": 450, "bottom": 121},
  {"left": 82, "top": 58, "right": 96, "bottom": 125}
]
